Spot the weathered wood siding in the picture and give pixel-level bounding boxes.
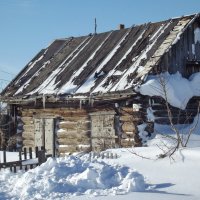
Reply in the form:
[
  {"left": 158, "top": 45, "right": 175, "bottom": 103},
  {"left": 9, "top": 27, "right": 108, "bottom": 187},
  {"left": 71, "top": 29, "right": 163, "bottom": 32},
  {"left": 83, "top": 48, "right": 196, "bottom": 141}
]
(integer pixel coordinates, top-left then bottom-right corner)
[
  {"left": 21, "top": 108, "right": 91, "bottom": 155},
  {"left": 20, "top": 99, "right": 151, "bottom": 153},
  {"left": 150, "top": 97, "right": 199, "bottom": 125},
  {"left": 159, "top": 19, "right": 200, "bottom": 76}
]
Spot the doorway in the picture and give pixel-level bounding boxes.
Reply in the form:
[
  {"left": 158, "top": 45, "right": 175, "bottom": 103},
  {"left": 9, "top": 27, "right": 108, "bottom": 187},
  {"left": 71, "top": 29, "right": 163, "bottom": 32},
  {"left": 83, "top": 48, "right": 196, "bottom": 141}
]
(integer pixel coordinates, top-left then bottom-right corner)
[{"left": 34, "top": 118, "right": 55, "bottom": 156}]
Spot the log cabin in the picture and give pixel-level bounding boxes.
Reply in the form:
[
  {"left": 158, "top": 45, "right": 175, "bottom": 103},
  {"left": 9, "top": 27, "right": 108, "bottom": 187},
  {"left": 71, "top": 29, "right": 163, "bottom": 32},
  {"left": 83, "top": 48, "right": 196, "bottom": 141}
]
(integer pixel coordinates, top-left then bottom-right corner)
[{"left": 1, "top": 13, "right": 200, "bottom": 155}]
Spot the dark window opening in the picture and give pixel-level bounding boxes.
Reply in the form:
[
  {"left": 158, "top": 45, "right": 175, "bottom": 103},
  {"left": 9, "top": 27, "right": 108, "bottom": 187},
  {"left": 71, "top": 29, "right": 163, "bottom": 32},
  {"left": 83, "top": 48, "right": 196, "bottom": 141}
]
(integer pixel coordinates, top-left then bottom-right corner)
[{"left": 185, "top": 61, "right": 200, "bottom": 77}]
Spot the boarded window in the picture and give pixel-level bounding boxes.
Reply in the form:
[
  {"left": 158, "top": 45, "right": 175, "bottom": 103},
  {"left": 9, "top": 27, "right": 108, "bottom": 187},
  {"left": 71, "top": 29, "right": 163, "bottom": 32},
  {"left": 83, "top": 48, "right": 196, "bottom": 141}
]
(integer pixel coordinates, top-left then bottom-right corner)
[{"left": 186, "top": 61, "right": 200, "bottom": 77}]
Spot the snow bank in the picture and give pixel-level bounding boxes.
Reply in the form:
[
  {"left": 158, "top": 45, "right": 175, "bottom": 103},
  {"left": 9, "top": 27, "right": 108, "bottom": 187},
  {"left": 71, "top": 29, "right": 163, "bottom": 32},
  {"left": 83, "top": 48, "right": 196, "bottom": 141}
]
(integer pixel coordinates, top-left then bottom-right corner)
[
  {"left": 1, "top": 155, "right": 146, "bottom": 199},
  {"left": 148, "top": 114, "right": 200, "bottom": 148},
  {"left": 139, "top": 72, "right": 200, "bottom": 109}
]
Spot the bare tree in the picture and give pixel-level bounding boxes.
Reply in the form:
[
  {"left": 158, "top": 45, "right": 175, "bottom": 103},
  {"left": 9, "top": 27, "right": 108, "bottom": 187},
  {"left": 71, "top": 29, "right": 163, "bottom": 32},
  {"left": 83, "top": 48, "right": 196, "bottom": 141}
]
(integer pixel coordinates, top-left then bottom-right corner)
[{"left": 154, "top": 74, "right": 200, "bottom": 158}]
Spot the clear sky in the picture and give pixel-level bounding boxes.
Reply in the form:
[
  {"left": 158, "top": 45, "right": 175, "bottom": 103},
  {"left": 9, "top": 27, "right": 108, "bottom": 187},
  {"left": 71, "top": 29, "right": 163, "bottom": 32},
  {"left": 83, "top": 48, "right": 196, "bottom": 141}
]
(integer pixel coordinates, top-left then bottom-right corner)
[{"left": 0, "top": 0, "right": 200, "bottom": 88}]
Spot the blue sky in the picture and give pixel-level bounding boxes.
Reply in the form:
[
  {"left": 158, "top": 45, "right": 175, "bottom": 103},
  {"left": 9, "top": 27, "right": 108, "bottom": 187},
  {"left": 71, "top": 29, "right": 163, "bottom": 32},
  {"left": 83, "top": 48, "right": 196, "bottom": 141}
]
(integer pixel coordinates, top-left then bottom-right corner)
[{"left": 0, "top": 0, "right": 200, "bottom": 88}]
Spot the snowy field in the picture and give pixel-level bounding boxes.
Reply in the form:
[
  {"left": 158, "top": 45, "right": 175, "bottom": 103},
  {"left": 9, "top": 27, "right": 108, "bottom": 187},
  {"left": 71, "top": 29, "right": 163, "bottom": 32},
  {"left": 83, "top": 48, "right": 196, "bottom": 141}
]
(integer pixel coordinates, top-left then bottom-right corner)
[{"left": 0, "top": 132, "right": 200, "bottom": 200}]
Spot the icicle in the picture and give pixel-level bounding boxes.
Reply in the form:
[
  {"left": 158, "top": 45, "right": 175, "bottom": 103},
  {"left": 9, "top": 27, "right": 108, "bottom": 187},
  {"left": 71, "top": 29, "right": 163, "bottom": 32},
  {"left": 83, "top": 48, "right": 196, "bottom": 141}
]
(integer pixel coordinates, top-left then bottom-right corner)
[
  {"left": 115, "top": 103, "right": 119, "bottom": 108},
  {"left": 91, "top": 98, "right": 94, "bottom": 107},
  {"left": 89, "top": 95, "right": 94, "bottom": 106},
  {"left": 79, "top": 99, "right": 82, "bottom": 109},
  {"left": 43, "top": 94, "right": 46, "bottom": 109}
]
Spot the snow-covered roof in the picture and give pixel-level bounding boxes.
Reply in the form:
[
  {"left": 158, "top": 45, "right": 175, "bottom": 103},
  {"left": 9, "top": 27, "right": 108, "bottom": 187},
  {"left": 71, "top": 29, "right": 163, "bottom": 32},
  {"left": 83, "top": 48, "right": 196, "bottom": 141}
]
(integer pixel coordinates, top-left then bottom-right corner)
[{"left": 1, "top": 14, "right": 198, "bottom": 101}]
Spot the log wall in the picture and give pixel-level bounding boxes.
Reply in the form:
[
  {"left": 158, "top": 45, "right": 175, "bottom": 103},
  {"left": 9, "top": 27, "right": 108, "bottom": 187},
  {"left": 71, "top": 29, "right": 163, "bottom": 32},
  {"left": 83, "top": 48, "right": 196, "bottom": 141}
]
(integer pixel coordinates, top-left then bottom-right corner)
[
  {"left": 150, "top": 97, "right": 199, "bottom": 125},
  {"left": 21, "top": 107, "right": 91, "bottom": 155}
]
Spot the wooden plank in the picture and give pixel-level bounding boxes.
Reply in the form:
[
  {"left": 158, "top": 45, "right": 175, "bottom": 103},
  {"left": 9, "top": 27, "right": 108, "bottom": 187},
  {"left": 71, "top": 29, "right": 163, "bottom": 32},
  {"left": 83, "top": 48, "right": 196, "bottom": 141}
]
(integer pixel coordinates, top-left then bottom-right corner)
[{"left": 44, "top": 118, "right": 54, "bottom": 155}]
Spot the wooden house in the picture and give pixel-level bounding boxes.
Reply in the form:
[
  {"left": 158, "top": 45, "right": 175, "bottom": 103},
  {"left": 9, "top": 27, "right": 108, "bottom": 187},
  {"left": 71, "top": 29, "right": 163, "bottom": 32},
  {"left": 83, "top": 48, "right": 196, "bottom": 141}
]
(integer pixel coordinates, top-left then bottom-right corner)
[{"left": 1, "top": 14, "right": 200, "bottom": 154}]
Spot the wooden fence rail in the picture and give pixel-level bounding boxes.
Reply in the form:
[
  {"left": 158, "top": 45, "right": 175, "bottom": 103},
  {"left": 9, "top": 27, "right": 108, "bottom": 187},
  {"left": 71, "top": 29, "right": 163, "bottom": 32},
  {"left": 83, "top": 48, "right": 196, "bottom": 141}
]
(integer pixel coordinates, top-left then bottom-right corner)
[{"left": 0, "top": 146, "right": 47, "bottom": 173}]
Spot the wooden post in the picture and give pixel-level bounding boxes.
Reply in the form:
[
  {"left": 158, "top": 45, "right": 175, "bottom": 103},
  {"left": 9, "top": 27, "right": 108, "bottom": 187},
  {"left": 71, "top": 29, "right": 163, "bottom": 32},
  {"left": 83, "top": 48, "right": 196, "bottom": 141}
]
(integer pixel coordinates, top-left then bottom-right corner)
[
  {"left": 29, "top": 147, "right": 33, "bottom": 169},
  {"left": 14, "top": 165, "right": 17, "bottom": 173},
  {"left": 42, "top": 119, "right": 45, "bottom": 149},
  {"left": 19, "top": 151, "right": 22, "bottom": 170},
  {"left": 3, "top": 150, "right": 6, "bottom": 163},
  {"left": 35, "top": 146, "right": 39, "bottom": 166},
  {"left": 53, "top": 118, "right": 56, "bottom": 158},
  {"left": 35, "top": 146, "right": 39, "bottom": 158},
  {"left": 110, "top": 152, "right": 113, "bottom": 159},
  {"left": 24, "top": 148, "right": 27, "bottom": 160},
  {"left": 101, "top": 153, "right": 105, "bottom": 159},
  {"left": 38, "top": 150, "right": 46, "bottom": 165},
  {"left": 41, "top": 146, "right": 45, "bottom": 151},
  {"left": 29, "top": 147, "right": 32, "bottom": 159}
]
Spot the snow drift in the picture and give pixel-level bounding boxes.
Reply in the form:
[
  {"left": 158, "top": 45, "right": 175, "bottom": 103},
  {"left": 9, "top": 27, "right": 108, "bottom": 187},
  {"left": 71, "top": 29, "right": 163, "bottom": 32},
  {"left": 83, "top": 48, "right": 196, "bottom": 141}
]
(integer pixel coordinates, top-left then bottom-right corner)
[
  {"left": 139, "top": 72, "right": 200, "bottom": 109},
  {"left": 1, "top": 155, "right": 146, "bottom": 200}
]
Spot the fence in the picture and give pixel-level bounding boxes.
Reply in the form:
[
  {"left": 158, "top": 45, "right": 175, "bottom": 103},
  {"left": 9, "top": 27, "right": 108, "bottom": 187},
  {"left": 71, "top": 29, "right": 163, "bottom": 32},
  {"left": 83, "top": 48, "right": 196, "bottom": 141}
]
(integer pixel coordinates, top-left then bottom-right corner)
[
  {"left": 0, "top": 146, "right": 47, "bottom": 173},
  {"left": 89, "top": 151, "right": 118, "bottom": 159}
]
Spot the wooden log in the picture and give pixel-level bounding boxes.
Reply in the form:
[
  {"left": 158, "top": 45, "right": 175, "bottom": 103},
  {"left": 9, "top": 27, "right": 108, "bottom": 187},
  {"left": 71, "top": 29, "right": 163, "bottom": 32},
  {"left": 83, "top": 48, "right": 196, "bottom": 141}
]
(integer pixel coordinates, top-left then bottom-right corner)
[
  {"left": 21, "top": 117, "right": 33, "bottom": 121},
  {"left": 22, "top": 133, "right": 35, "bottom": 141},
  {"left": 120, "top": 115, "right": 133, "bottom": 122},
  {"left": 22, "top": 108, "right": 88, "bottom": 115},
  {"left": 61, "top": 116, "right": 90, "bottom": 122},
  {"left": 23, "top": 125, "right": 35, "bottom": 132},
  {"left": 57, "top": 130, "right": 90, "bottom": 139},
  {"left": 57, "top": 138, "right": 90, "bottom": 145},
  {"left": 58, "top": 145, "right": 77, "bottom": 153},
  {"left": 120, "top": 115, "right": 141, "bottom": 122},
  {"left": 121, "top": 122, "right": 136, "bottom": 133},
  {"left": 23, "top": 140, "right": 35, "bottom": 147},
  {"left": 155, "top": 117, "right": 194, "bottom": 124},
  {"left": 59, "top": 121, "right": 90, "bottom": 130},
  {"left": 121, "top": 139, "right": 134, "bottom": 147},
  {"left": 121, "top": 107, "right": 134, "bottom": 112},
  {"left": 153, "top": 110, "right": 197, "bottom": 118},
  {"left": 58, "top": 145, "right": 91, "bottom": 154}
]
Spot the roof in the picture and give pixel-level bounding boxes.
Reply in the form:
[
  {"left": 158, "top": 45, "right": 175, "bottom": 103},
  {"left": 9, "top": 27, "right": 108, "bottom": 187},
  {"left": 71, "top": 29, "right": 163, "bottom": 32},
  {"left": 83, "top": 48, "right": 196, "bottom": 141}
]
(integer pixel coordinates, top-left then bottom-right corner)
[{"left": 1, "top": 14, "right": 198, "bottom": 101}]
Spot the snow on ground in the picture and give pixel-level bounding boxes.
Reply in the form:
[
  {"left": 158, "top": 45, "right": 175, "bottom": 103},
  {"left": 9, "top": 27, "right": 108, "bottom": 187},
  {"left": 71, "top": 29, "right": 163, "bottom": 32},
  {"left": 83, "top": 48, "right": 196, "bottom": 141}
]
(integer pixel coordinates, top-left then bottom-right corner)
[
  {"left": 0, "top": 135, "right": 200, "bottom": 200},
  {"left": 1, "top": 118, "right": 200, "bottom": 199},
  {"left": 139, "top": 72, "right": 200, "bottom": 109},
  {"left": 0, "top": 154, "right": 146, "bottom": 200},
  {"left": 0, "top": 151, "right": 36, "bottom": 163}
]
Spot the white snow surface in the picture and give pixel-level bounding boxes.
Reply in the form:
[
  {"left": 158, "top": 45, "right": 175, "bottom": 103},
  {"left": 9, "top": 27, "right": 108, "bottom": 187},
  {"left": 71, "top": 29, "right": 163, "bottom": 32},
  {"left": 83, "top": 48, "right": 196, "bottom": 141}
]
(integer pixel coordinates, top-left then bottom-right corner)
[
  {"left": 139, "top": 72, "right": 200, "bottom": 109},
  {"left": 1, "top": 135, "right": 200, "bottom": 200},
  {"left": 1, "top": 117, "right": 200, "bottom": 200},
  {"left": 1, "top": 123, "right": 200, "bottom": 200},
  {"left": 0, "top": 155, "right": 145, "bottom": 200}
]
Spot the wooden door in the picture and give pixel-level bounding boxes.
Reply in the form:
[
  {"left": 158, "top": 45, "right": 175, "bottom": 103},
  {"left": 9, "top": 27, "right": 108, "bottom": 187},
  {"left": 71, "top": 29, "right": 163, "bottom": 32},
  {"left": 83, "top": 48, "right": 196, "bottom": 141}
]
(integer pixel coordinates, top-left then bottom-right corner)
[
  {"left": 44, "top": 118, "right": 54, "bottom": 155},
  {"left": 34, "top": 118, "right": 55, "bottom": 155}
]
